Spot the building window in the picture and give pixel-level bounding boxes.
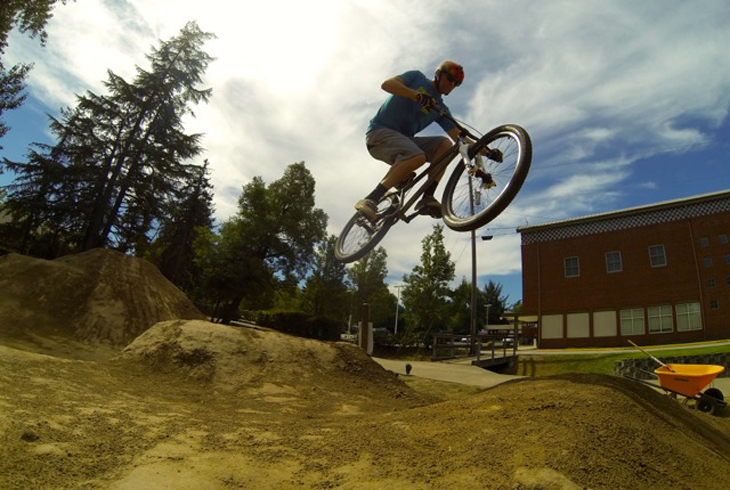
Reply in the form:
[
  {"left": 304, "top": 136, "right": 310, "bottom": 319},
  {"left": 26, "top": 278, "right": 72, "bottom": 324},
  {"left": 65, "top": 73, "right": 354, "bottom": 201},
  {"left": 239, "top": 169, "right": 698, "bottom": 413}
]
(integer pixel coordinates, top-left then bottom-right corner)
[
  {"left": 620, "top": 308, "right": 645, "bottom": 335},
  {"left": 605, "top": 251, "right": 622, "bottom": 273},
  {"left": 724, "top": 255, "right": 730, "bottom": 265},
  {"left": 676, "top": 302, "right": 702, "bottom": 331},
  {"left": 700, "top": 237, "right": 709, "bottom": 248},
  {"left": 720, "top": 234, "right": 728, "bottom": 245},
  {"left": 648, "top": 245, "right": 666, "bottom": 267},
  {"left": 564, "top": 257, "right": 580, "bottom": 277},
  {"left": 708, "top": 278, "right": 716, "bottom": 288},
  {"left": 710, "top": 300, "right": 719, "bottom": 309},
  {"left": 703, "top": 257, "right": 713, "bottom": 268},
  {"left": 648, "top": 305, "right": 673, "bottom": 334},
  {"left": 727, "top": 276, "right": 730, "bottom": 285}
]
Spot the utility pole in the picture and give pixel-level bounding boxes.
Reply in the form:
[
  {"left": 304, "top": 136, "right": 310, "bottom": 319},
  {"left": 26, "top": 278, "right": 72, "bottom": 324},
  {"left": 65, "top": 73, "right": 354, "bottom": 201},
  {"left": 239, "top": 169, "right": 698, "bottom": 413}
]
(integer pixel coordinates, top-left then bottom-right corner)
[{"left": 393, "top": 285, "right": 403, "bottom": 335}]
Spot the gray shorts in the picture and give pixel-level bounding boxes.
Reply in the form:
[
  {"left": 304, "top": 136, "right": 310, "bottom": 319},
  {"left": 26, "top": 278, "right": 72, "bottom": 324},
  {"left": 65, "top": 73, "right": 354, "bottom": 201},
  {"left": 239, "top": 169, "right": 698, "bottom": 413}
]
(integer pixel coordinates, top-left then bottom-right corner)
[{"left": 366, "top": 129, "right": 448, "bottom": 165}]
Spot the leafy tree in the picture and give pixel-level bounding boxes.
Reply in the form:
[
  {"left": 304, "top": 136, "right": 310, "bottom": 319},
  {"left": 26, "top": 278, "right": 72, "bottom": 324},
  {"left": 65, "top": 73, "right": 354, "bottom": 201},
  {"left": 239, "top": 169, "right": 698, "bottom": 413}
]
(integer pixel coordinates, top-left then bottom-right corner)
[
  {"left": 0, "top": 63, "right": 30, "bottom": 148},
  {"left": 0, "top": 1, "right": 71, "bottom": 147},
  {"left": 1, "top": 1, "right": 70, "bottom": 51},
  {"left": 401, "top": 224, "right": 455, "bottom": 341},
  {"left": 347, "top": 246, "right": 393, "bottom": 326},
  {"left": 1, "top": 21, "right": 215, "bottom": 255},
  {"left": 145, "top": 159, "right": 214, "bottom": 293},
  {"left": 194, "top": 162, "right": 327, "bottom": 323},
  {"left": 302, "top": 234, "right": 349, "bottom": 322}
]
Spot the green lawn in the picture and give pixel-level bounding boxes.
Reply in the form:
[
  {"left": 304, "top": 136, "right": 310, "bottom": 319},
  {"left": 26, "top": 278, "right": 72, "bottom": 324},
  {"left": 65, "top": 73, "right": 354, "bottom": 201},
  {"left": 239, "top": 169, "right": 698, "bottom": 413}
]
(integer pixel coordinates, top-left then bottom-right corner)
[{"left": 516, "top": 343, "right": 730, "bottom": 377}]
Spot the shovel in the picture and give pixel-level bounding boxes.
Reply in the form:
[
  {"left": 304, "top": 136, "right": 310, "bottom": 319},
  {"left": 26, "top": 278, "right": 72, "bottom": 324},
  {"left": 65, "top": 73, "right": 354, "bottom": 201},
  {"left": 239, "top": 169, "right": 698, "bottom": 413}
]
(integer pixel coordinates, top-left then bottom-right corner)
[{"left": 628, "top": 340, "right": 675, "bottom": 373}]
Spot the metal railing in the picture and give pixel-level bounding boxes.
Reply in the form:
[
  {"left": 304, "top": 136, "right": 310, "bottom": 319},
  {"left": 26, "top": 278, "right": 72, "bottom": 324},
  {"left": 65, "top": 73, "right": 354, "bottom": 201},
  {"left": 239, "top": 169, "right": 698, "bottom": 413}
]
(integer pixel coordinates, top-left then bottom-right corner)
[{"left": 432, "top": 333, "right": 517, "bottom": 362}]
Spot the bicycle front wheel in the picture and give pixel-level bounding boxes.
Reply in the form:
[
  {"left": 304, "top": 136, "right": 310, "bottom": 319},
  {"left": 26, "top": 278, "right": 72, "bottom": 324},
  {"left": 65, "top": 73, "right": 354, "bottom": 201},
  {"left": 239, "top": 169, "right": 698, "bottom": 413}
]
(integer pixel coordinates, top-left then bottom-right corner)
[
  {"left": 441, "top": 124, "right": 532, "bottom": 232},
  {"left": 334, "top": 194, "right": 397, "bottom": 263}
]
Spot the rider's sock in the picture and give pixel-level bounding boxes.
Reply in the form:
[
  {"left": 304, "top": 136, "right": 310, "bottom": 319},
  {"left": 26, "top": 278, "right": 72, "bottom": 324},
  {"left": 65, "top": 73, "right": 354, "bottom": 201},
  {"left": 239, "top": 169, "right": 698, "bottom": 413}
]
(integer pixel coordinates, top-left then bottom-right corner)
[{"left": 366, "top": 184, "right": 387, "bottom": 202}]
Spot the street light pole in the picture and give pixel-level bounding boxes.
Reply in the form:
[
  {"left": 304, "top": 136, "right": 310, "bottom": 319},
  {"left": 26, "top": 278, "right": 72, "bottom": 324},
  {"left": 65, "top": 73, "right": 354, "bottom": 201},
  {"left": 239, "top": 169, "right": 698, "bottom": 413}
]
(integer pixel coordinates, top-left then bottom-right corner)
[
  {"left": 394, "top": 285, "right": 403, "bottom": 335},
  {"left": 485, "top": 303, "right": 492, "bottom": 329}
]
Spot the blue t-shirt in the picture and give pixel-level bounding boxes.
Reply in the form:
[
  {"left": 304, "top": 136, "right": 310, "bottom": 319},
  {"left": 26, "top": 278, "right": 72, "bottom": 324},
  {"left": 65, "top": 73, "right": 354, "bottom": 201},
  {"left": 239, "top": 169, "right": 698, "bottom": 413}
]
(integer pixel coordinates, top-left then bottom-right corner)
[{"left": 367, "top": 70, "right": 456, "bottom": 137}]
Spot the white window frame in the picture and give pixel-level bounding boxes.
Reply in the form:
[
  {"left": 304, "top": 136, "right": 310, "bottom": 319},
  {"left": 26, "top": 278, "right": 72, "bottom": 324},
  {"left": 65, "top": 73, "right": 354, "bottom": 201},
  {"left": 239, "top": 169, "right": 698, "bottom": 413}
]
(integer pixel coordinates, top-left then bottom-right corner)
[
  {"left": 620, "top": 308, "right": 645, "bottom": 336},
  {"left": 648, "top": 245, "right": 667, "bottom": 268},
  {"left": 676, "top": 302, "right": 702, "bottom": 332},
  {"left": 564, "top": 257, "right": 580, "bottom": 278},
  {"left": 648, "top": 305, "right": 673, "bottom": 334},
  {"left": 605, "top": 251, "right": 622, "bottom": 273}
]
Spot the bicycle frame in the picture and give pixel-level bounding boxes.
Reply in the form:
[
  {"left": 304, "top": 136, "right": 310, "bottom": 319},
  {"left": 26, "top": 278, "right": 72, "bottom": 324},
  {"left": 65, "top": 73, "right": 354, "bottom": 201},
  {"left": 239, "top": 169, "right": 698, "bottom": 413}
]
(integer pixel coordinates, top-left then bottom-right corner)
[{"left": 387, "top": 109, "right": 483, "bottom": 224}]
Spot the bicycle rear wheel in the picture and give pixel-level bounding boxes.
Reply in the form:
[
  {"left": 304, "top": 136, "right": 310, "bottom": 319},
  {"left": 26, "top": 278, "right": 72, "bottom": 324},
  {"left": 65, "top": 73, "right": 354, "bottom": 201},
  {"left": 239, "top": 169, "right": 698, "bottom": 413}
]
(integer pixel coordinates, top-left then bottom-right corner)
[
  {"left": 334, "top": 193, "right": 397, "bottom": 263},
  {"left": 441, "top": 124, "right": 531, "bottom": 232}
]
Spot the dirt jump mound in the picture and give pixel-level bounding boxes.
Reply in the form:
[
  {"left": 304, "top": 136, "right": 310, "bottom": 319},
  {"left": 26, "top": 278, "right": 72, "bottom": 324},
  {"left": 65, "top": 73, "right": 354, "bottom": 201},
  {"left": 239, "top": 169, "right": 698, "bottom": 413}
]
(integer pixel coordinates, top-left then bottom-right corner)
[
  {"left": 0, "top": 249, "right": 204, "bottom": 346},
  {"left": 119, "top": 319, "right": 416, "bottom": 400}
]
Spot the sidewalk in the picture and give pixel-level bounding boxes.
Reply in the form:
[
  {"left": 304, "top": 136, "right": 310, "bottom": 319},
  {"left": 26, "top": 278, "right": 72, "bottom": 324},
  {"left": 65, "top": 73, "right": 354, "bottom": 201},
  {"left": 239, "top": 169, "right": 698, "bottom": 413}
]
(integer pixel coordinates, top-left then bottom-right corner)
[{"left": 374, "top": 357, "right": 520, "bottom": 388}]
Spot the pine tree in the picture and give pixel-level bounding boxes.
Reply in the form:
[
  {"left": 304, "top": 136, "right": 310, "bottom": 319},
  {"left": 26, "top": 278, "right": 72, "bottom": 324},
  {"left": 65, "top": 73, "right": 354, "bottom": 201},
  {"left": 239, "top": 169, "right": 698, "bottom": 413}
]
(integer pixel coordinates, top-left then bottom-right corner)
[
  {"left": 1, "top": 21, "right": 215, "bottom": 255},
  {"left": 146, "top": 159, "right": 214, "bottom": 292}
]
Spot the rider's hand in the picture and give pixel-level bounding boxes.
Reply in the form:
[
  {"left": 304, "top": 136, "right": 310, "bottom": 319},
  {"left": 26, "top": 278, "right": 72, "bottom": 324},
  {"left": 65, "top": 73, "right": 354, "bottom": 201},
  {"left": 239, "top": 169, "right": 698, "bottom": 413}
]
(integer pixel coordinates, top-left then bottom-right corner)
[
  {"left": 415, "top": 92, "right": 437, "bottom": 112},
  {"left": 482, "top": 147, "right": 503, "bottom": 162}
]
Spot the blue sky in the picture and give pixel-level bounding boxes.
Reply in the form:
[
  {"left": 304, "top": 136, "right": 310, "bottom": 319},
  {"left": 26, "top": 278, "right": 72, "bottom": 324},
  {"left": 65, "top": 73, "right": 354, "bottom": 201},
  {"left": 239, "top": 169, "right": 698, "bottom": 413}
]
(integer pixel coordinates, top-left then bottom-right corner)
[{"left": 2, "top": 0, "right": 729, "bottom": 306}]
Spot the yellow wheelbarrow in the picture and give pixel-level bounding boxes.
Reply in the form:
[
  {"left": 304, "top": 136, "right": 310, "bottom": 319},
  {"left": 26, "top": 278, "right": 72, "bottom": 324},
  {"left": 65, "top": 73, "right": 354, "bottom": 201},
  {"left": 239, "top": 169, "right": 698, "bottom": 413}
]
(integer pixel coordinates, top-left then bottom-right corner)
[{"left": 625, "top": 341, "right": 727, "bottom": 415}]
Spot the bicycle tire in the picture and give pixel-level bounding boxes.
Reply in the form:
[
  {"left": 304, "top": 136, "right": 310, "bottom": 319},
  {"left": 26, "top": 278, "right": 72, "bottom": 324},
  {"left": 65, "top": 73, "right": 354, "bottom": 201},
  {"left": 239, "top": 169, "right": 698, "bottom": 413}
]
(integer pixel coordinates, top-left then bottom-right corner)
[
  {"left": 441, "top": 124, "right": 532, "bottom": 232},
  {"left": 334, "top": 193, "right": 397, "bottom": 263}
]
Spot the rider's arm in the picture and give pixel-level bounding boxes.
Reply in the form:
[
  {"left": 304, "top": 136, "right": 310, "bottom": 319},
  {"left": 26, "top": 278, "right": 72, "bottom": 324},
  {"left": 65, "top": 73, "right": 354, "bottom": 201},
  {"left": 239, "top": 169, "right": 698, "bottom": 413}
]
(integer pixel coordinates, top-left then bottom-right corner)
[
  {"left": 447, "top": 127, "right": 462, "bottom": 142},
  {"left": 381, "top": 76, "right": 420, "bottom": 102}
]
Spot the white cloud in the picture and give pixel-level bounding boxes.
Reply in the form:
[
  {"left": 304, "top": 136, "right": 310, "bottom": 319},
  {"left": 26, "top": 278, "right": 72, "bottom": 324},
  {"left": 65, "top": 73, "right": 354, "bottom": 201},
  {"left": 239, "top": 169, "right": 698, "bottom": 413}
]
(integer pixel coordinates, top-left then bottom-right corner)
[{"left": 3, "top": 0, "right": 730, "bottom": 302}]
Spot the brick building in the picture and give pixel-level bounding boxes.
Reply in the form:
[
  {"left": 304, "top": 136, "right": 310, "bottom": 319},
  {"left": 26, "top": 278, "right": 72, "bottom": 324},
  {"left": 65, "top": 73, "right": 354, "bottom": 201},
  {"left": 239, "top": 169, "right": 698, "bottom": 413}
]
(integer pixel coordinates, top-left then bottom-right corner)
[{"left": 518, "top": 190, "right": 730, "bottom": 348}]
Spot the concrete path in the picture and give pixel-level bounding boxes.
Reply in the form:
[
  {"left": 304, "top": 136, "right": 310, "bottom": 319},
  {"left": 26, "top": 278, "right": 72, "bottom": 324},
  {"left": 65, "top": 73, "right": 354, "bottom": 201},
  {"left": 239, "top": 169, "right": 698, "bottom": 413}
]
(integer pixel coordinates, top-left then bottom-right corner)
[{"left": 374, "top": 357, "right": 521, "bottom": 388}]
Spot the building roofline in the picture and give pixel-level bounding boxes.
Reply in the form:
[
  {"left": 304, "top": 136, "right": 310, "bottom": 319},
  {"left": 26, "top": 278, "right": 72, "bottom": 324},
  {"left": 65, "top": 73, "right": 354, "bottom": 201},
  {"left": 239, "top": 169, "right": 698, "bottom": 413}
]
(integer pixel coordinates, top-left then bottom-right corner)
[{"left": 517, "top": 189, "right": 730, "bottom": 234}]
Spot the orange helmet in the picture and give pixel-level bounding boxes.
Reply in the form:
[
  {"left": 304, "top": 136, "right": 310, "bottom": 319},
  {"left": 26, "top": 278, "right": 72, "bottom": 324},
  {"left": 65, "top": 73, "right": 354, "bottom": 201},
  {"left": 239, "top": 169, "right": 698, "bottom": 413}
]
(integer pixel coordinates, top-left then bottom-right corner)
[{"left": 436, "top": 61, "right": 464, "bottom": 86}]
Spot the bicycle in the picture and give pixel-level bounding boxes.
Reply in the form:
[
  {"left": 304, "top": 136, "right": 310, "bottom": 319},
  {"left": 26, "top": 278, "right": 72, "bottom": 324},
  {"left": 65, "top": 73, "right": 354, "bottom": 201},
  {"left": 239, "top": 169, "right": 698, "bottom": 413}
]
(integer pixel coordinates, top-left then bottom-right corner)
[{"left": 334, "top": 108, "right": 532, "bottom": 263}]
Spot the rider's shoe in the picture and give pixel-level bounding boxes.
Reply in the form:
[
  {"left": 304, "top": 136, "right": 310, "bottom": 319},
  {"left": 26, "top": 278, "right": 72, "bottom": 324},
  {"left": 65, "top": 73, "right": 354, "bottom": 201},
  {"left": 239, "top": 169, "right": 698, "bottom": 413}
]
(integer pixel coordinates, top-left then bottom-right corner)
[
  {"left": 416, "top": 195, "right": 443, "bottom": 219},
  {"left": 355, "top": 198, "right": 378, "bottom": 221}
]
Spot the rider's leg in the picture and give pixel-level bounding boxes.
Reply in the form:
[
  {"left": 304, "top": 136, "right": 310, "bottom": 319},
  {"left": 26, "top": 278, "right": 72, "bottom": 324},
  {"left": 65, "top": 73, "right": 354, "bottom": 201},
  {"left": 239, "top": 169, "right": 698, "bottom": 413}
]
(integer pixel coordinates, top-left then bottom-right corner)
[
  {"left": 422, "top": 138, "right": 453, "bottom": 197},
  {"left": 380, "top": 153, "right": 427, "bottom": 189}
]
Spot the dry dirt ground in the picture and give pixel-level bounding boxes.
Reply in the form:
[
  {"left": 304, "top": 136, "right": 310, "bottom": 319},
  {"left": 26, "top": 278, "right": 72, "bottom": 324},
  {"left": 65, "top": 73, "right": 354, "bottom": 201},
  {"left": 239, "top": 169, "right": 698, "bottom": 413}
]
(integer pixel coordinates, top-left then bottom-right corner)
[{"left": 2, "top": 251, "right": 730, "bottom": 489}]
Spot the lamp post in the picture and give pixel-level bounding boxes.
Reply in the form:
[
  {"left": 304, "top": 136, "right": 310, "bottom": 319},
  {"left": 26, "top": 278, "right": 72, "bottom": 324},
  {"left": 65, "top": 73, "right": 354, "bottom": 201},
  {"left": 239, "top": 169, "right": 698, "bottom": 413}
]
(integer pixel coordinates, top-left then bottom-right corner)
[{"left": 393, "top": 285, "right": 403, "bottom": 335}]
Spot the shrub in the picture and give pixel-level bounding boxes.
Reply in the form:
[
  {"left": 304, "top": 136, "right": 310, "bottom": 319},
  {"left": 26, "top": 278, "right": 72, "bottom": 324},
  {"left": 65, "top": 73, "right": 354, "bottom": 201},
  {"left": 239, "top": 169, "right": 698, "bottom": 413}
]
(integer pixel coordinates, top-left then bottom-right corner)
[{"left": 255, "top": 311, "right": 341, "bottom": 341}]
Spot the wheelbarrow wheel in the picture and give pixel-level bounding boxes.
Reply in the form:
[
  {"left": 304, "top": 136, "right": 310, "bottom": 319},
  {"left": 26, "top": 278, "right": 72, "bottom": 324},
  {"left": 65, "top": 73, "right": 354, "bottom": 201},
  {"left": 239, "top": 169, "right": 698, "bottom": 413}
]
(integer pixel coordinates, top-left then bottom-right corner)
[
  {"left": 696, "top": 396, "right": 716, "bottom": 415},
  {"left": 704, "top": 388, "right": 724, "bottom": 401}
]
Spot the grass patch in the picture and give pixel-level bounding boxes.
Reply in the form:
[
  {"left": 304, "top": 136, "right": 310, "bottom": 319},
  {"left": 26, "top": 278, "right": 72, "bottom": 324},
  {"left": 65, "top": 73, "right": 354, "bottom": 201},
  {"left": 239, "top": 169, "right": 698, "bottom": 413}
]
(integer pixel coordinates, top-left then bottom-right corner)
[{"left": 516, "top": 344, "right": 730, "bottom": 377}]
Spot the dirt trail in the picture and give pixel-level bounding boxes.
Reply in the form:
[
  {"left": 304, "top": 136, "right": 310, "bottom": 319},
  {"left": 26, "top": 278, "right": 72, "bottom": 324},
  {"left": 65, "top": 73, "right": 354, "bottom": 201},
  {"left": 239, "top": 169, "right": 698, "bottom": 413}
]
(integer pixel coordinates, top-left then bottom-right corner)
[{"left": 1, "top": 250, "right": 730, "bottom": 489}]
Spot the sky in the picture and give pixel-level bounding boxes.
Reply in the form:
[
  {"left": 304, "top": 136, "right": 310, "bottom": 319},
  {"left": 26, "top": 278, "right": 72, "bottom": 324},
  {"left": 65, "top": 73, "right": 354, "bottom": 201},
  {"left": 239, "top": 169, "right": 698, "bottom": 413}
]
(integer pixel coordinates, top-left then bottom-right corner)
[{"left": 2, "top": 0, "right": 730, "bottom": 306}]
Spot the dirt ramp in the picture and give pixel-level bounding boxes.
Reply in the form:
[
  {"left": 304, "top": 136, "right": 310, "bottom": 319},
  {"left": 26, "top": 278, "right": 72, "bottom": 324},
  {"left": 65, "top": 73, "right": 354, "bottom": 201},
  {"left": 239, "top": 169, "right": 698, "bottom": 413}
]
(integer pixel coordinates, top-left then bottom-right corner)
[
  {"left": 119, "top": 319, "right": 416, "bottom": 400},
  {"left": 348, "top": 374, "right": 730, "bottom": 489},
  {"left": 0, "top": 249, "right": 203, "bottom": 346}
]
